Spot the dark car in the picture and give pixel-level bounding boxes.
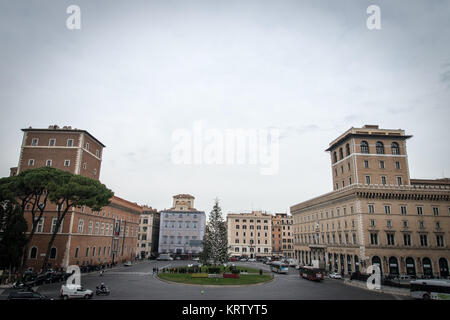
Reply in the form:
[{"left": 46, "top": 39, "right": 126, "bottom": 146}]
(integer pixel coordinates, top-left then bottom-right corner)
[{"left": 7, "top": 290, "right": 52, "bottom": 300}]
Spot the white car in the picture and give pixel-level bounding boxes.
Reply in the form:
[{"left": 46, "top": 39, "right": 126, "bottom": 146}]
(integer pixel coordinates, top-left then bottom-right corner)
[
  {"left": 124, "top": 261, "right": 133, "bottom": 266},
  {"left": 248, "top": 258, "right": 256, "bottom": 262},
  {"left": 60, "top": 284, "right": 93, "bottom": 300},
  {"left": 329, "top": 272, "right": 342, "bottom": 279}
]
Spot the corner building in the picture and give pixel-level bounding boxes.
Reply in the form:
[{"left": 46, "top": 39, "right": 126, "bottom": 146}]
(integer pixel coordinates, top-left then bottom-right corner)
[
  {"left": 227, "top": 211, "right": 272, "bottom": 259},
  {"left": 10, "top": 125, "right": 141, "bottom": 271},
  {"left": 291, "top": 125, "right": 450, "bottom": 278}
]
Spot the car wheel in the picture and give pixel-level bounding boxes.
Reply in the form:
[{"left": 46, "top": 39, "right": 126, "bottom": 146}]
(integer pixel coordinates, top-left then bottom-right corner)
[
  {"left": 423, "top": 294, "right": 430, "bottom": 300},
  {"left": 63, "top": 295, "right": 69, "bottom": 300},
  {"left": 84, "top": 294, "right": 90, "bottom": 299}
]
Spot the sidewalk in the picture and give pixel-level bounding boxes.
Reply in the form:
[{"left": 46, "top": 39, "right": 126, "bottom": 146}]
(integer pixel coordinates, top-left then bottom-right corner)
[
  {"left": 0, "top": 260, "right": 148, "bottom": 289},
  {"left": 343, "top": 279, "right": 411, "bottom": 296}
]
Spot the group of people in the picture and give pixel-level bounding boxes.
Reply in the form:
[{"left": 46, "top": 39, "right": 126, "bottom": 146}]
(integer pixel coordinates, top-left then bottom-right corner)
[{"left": 152, "top": 268, "right": 159, "bottom": 274}]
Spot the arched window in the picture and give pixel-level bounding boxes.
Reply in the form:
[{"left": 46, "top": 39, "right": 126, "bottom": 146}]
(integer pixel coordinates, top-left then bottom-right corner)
[
  {"left": 391, "top": 142, "right": 400, "bottom": 155},
  {"left": 333, "top": 152, "right": 338, "bottom": 163},
  {"left": 339, "top": 148, "right": 344, "bottom": 160},
  {"left": 404, "top": 257, "right": 415, "bottom": 276},
  {"left": 345, "top": 143, "right": 350, "bottom": 156},
  {"left": 376, "top": 142, "right": 385, "bottom": 154},
  {"left": 360, "top": 141, "right": 369, "bottom": 154},
  {"left": 389, "top": 256, "right": 399, "bottom": 275},
  {"left": 439, "top": 258, "right": 449, "bottom": 278},
  {"left": 50, "top": 247, "right": 57, "bottom": 259},
  {"left": 354, "top": 255, "right": 359, "bottom": 272},
  {"left": 422, "top": 257, "right": 433, "bottom": 277},
  {"left": 372, "top": 256, "right": 382, "bottom": 275},
  {"left": 30, "top": 247, "right": 38, "bottom": 259}
]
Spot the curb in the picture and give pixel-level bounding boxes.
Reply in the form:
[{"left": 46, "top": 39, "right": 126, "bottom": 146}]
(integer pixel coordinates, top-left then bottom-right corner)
[
  {"left": 155, "top": 274, "right": 275, "bottom": 288},
  {"left": 343, "top": 279, "right": 410, "bottom": 296}
]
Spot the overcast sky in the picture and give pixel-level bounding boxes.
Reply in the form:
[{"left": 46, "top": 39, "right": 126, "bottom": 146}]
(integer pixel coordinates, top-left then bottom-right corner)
[{"left": 1, "top": 0, "right": 449, "bottom": 217}]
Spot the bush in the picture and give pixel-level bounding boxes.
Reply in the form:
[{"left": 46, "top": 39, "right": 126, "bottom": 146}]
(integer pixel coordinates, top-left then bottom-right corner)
[{"left": 208, "top": 267, "right": 221, "bottom": 274}]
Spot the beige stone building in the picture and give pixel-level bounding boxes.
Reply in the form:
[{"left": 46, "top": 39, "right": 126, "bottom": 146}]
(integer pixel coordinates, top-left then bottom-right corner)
[
  {"left": 291, "top": 125, "right": 450, "bottom": 278},
  {"left": 137, "top": 206, "right": 159, "bottom": 259},
  {"left": 227, "top": 211, "right": 272, "bottom": 258},
  {"left": 271, "top": 213, "right": 294, "bottom": 258}
]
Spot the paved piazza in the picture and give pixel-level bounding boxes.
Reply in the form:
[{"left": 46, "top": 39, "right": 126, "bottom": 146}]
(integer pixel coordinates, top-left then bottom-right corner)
[{"left": 1, "top": 261, "right": 409, "bottom": 300}]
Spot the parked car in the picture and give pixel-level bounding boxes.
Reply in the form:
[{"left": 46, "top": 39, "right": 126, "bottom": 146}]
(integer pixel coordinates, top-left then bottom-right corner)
[
  {"left": 286, "top": 259, "right": 299, "bottom": 267},
  {"left": 192, "top": 257, "right": 199, "bottom": 261},
  {"left": 8, "top": 289, "right": 52, "bottom": 301},
  {"left": 175, "top": 256, "right": 181, "bottom": 260},
  {"left": 124, "top": 261, "right": 133, "bottom": 266},
  {"left": 60, "top": 284, "right": 93, "bottom": 300},
  {"left": 240, "top": 258, "right": 248, "bottom": 262},
  {"left": 329, "top": 272, "right": 342, "bottom": 279},
  {"left": 248, "top": 258, "right": 256, "bottom": 262},
  {"left": 263, "top": 258, "right": 272, "bottom": 265}
]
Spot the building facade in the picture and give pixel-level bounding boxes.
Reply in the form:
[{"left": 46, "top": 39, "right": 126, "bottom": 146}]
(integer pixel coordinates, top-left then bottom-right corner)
[
  {"left": 291, "top": 125, "right": 450, "bottom": 278},
  {"left": 137, "top": 206, "right": 159, "bottom": 259},
  {"left": 227, "top": 211, "right": 272, "bottom": 259},
  {"left": 271, "top": 213, "right": 294, "bottom": 258},
  {"left": 158, "top": 194, "right": 206, "bottom": 257},
  {"left": 9, "top": 125, "right": 142, "bottom": 270}
]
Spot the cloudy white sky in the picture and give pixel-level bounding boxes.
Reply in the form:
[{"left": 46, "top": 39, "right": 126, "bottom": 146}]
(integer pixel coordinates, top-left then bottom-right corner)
[{"left": 1, "top": 0, "right": 449, "bottom": 216}]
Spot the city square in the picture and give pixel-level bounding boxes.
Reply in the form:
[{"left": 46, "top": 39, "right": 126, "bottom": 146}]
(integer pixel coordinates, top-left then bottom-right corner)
[{"left": 0, "top": 260, "right": 408, "bottom": 300}]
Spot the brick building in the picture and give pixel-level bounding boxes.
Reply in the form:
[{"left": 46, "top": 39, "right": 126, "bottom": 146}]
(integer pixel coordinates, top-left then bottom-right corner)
[
  {"left": 291, "top": 125, "right": 450, "bottom": 278},
  {"left": 9, "top": 125, "right": 142, "bottom": 271}
]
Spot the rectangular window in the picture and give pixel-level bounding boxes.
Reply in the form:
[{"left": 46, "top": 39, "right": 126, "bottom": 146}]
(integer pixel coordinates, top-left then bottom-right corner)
[
  {"left": 436, "top": 235, "right": 444, "bottom": 247},
  {"left": 402, "top": 220, "right": 408, "bottom": 228},
  {"left": 397, "top": 177, "right": 403, "bottom": 185},
  {"left": 432, "top": 207, "right": 439, "bottom": 216},
  {"left": 401, "top": 206, "right": 407, "bottom": 215},
  {"left": 31, "top": 138, "right": 39, "bottom": 146},
  {"left": 49, "top": 139, "right": 56, "bottom": 146},
  {"left": 387, "top": 233, "right": 395, "bottom": 245},
  {"left": 417, "top": 207, "right": 423, "bottom": 215},
  {"left": 370, "top": 233, "right": 378, "bottom": 245},
  {"left": 95, "top": 222, "right": 99, "bottom": 235},
  {"left": 28, "top": 159, "right": 35, "bottom": 166},
  {"left": 384, "top": 205, "right": 391, "bottom": 214},
  {"left": 420, "top": 234, "right": 428, "bottom": 247},
  {"left": 352, "top": 233, "right": 357, "bottom": 244},
  {"left": 370, "top": 219, "right": 375, "bottom": 227},
  {"left": 368, "top": 204, "right": 375, "bottom": 214},
  {"left": 64, "top": 160, "right": 70, "bottom": 167},
  {"left": 395, "top": 161, "right": 401, "bottom": 169},
  {"left": 386, "top": 220, "right": 392, "bottom": 228},
  {"left": 365, "top": 176, "right": 371, "bottom": 184},
  {"left": 46, "top": 160, "right": 52, "bottom": 167},
  {"left": 403, "top": 234, "right": 411, "bottom": 246},
  {"left": 36, "top": 218, "right": 45, "bottom": 233},
  {"left": 381, "top": 176, "right": 387, "bottom": 185},
  {"left": 379, "top": 161, "right": 385, "bottom": 169},
  {"left": 85, "top": 143, "right": 89, "bottom": 150},
  {"left": 364, "top": 160, "right": 369, "bottom": 168},
  {"left": 96, "top": 150, "right": 99, "bottom": 157},
  {"left": 67, "top": 139, "right": 73, "bottom": 147},
  {"left": 77, "top": 219, "right": 84, "bottom": 233}
]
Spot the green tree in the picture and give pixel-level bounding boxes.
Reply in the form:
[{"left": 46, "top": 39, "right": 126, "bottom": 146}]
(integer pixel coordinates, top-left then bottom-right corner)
[
  {"left": 41, "top": 171, "right": 113, "bottom": 271},
  {"left": 201, "top": 199, "right": 229, "bottom": 265},
  {"left": 0, "top": 168, "right": 54, "bottom": 280},
  {"left": 0, "top": 201, "right": 28, "bottom": 272}
]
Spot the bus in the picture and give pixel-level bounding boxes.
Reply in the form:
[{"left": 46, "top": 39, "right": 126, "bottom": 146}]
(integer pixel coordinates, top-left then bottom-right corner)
[
  {"left": 410, "top": 279, "right": 450, "bottom": 300},
  {"left": 299, "top": 266, "right": 325, "bottom": 281},
  {"left": 270, "top": 261, "right": 289, "bottom": 274}
]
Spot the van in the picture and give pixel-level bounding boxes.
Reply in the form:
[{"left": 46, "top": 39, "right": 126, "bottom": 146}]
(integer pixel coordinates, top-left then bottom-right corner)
[{"left": 60, "top": 284, "right": 93, "bottom": 300}]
